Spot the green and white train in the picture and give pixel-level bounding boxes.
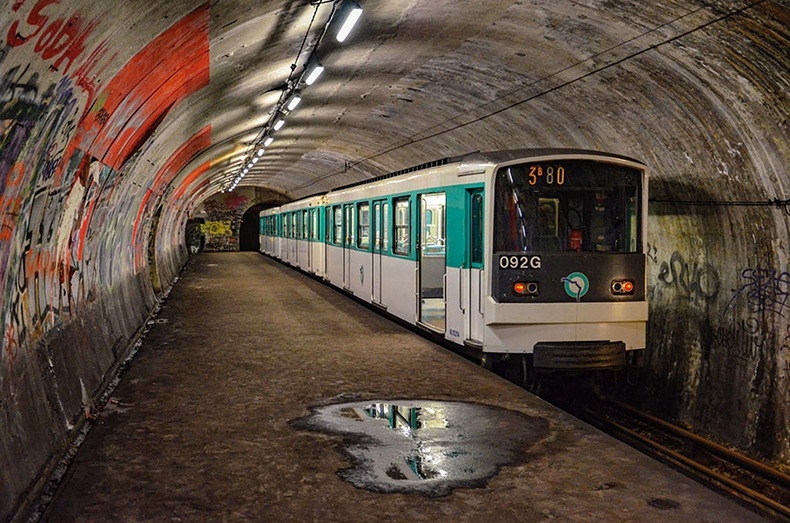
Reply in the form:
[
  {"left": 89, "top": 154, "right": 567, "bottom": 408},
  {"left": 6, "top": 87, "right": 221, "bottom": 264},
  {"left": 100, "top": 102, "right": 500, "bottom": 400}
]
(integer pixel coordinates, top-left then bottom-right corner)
[{"left": 260, "top": 149, "right": 648, "bottom": 386}]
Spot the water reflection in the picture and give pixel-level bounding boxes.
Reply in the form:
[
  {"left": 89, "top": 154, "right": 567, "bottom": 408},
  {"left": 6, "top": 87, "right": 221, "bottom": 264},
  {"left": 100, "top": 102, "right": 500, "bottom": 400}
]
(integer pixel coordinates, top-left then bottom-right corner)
[
  {"left": 292, "top": 400, "right": 549, "bottom": 497},
  {"left": 361, "top": 403, "right": 455, "bottom": 481}
]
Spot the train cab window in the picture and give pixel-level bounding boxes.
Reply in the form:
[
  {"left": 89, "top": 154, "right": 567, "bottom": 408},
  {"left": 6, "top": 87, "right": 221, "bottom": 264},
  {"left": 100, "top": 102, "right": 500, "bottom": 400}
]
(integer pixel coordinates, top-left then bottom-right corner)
[
  {"left": 493, "top": 160, "right": 642, "bottom": 254},
  {"left": 394, "top": 197, "right": 411, "bottom": 255},
  {"left": 333, "top": 206, "right": 342, "bottom": 244},
  {"left": 357, "top": 203, "right": 370, "bottom": 249},
  {"left": 471, "top": 192, "right": 484, "bottom": 266}
]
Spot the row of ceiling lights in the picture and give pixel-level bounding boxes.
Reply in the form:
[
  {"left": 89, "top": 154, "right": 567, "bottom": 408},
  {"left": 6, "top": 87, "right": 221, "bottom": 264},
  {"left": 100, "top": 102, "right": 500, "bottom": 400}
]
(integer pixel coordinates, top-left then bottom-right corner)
[{"left": 226, "top": 1, "right": 363, "bottom": 191}]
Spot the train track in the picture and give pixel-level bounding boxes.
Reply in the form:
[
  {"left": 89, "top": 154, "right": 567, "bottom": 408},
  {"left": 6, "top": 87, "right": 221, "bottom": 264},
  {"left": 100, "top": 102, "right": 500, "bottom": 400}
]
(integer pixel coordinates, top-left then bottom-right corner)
[{"left": 569, "top": 396, "right": 790, "bottom": 521}]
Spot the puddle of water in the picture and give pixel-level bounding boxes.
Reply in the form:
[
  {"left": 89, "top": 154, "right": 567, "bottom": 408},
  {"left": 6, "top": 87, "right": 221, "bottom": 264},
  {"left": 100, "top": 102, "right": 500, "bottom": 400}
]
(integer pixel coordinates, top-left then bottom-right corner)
[{"left": 292, "top": 400, "right": 549, "bottom": 497}]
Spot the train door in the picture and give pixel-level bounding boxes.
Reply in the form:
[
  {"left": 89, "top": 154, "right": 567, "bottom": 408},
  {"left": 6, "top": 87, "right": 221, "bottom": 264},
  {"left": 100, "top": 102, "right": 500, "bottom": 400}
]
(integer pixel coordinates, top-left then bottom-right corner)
[
  {"left": 418, "top": 192, "right": 446, "bottom": 332},
  {"left": 306, "top": 209, "right": 314, "bottom": 273},
  {"left": 465, "top": 189, "right": 485, "bottom": 346},
  {"left": 342, "top": 203, "right": 354, "bottom": 290},
  {"left": 325, "top": 206, "right": 332, "bottom": 278},
  {"left": 371, "top": 199, "right": 388, "bottom": 305}
]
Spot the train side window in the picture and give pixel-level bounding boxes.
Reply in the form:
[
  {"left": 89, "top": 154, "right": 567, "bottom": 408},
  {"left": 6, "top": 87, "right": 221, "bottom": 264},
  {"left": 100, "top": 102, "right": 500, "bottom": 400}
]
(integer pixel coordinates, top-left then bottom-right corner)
[
  {"left": 311, "top": 209, "right": 319, "bottom": 240},
  {"left": 394, "top": 197, "right": 410, "bottom": 256},
  {"left": 297, "top": 211, "right": 303, "bottom": 239},
  {"left": 357, "top": 202, "right": 370, "bottom": 249},
  {"left": 325, "top": 208, "right": 331, "bottom": 242},
  {"left": 344, "top": 204, "right": 354, "bottom": 246},
  {"left": 333, "top": 206, "right": 342, "bottom": 244},
  {"left": 382, "top": 202, "right": 389, "bottom": 252}
]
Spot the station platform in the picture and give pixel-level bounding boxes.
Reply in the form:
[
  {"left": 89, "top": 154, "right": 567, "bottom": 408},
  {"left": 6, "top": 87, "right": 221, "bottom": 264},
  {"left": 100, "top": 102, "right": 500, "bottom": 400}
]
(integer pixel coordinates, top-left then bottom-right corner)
[{"left": 40, "top": 252, "right": 764, "bottom": 522}]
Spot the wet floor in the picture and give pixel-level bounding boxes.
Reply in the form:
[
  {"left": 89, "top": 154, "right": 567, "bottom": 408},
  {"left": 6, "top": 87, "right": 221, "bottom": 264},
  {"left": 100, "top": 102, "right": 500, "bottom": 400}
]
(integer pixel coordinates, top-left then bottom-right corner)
[
  {"left": 292, "top": 400, "right": 550, "bottom": 497},
  {"left": 38, "top": 254, "right": 767, "bottom": 522}
]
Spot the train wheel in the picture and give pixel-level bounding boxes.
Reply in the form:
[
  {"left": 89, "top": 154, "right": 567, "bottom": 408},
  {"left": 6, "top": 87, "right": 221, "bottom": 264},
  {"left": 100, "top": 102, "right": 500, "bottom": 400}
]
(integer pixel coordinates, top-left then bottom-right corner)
[{"left": 485, "top": 354, "right": 541, "bottom": 393}]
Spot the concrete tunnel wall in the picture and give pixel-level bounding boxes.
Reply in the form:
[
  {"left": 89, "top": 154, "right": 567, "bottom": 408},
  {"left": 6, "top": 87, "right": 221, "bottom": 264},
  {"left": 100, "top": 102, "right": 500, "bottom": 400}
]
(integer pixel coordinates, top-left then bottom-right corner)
[{"left": 0, "top": 0, "right": 789, "bottom": 519}]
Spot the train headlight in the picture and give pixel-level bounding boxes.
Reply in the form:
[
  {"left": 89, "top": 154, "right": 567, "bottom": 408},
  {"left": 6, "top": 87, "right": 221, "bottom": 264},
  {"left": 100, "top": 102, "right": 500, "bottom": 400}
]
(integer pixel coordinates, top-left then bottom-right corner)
[
  {"left": 513, "top": 281, "right": 539, "bottom": 296},
  {"left": 611, "top": 279, "right": 635, "bottom": 294}
]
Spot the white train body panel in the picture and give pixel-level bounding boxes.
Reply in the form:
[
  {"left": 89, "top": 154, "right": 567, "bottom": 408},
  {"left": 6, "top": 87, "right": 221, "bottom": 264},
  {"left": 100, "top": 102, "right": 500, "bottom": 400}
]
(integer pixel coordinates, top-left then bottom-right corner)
[{"left": 260, "top": 149, "right": 649, "bottom": 370}]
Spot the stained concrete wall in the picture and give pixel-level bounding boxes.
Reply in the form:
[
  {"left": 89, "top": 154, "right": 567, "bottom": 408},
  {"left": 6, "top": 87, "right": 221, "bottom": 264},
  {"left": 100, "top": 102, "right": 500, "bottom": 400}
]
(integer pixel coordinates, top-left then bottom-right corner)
[
  {"left": 0, "top": 3, "right": 212, "bottom": 517},
  {"left": 0, "top": 1, "right": 789, "bottom": 520}
]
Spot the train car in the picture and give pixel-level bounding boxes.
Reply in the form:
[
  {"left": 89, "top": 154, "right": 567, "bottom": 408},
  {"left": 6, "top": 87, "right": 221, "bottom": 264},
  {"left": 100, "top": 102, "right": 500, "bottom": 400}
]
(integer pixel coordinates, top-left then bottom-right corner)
[
  {"left": 260, "top": 149, "right": 648, "bottom": 385},
  {"left": 261, "top": 194, "right": 326, "bottom": 276}
]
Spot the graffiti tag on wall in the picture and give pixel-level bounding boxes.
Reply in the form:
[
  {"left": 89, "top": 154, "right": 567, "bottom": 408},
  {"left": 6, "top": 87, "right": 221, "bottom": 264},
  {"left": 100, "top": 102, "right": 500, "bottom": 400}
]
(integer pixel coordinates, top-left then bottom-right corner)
[{"left": 656, "top": 251, "right": 720, "bottom": 301}]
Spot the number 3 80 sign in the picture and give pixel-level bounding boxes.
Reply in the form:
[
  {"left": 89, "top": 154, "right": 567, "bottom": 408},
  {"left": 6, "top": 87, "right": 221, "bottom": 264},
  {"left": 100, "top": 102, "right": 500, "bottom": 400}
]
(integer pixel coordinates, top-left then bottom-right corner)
[{"left": 498, "top": 255, "right": 542, "bottom": 270}]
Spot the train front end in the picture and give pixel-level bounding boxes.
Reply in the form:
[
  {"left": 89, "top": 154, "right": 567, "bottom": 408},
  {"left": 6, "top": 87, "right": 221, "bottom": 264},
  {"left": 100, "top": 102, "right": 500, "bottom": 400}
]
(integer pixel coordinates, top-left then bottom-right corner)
[{"left": 483, "top": 152, "right": 648, "bottom": 376}]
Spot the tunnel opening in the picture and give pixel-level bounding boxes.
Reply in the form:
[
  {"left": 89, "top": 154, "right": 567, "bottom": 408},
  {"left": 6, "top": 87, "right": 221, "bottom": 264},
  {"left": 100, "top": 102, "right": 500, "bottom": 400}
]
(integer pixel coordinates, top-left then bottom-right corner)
[{"left": 240, "top": 204, "right": 267, "bottom": 251}]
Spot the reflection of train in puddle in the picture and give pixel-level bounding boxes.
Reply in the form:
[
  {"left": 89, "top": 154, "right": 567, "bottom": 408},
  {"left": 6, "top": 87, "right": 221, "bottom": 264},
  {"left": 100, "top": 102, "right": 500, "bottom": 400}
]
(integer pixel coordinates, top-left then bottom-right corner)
[
  {"left": 261, "top": 149, "right": 648, "bottom": 386},
  {"left": 361, "top": 403, "right": 451, "bottom": 481}
]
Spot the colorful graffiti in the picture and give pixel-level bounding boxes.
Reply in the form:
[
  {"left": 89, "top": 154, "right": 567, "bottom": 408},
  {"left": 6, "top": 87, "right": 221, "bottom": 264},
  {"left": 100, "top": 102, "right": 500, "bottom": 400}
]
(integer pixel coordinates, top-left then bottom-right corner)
[
  {"left": 200, "top": 194, "right": 250, "bottom": 251},
  {"left": 202, "top": 221, "right": 232, "bottom": 236},
  {"left": 5, "top": 0, "right": 114, "bottom": 102},
  {"left": 0, "top": 2, "right": 211, "bottom": 362}
]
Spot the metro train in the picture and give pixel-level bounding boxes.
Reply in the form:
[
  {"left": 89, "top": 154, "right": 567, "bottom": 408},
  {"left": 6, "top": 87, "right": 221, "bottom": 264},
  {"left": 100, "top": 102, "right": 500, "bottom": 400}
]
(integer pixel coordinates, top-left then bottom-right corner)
[{"left": 259, "top": 149, "right": 648, "bottom": 387}]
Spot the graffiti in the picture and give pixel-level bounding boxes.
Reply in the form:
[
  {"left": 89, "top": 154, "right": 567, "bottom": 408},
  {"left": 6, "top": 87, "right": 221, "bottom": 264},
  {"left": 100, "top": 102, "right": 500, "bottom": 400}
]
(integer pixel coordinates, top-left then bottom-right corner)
[
  {"left": 204, "top": 236, "right": 238, "bottom": 251},
  {"left": 5, "top": 0, "right": 109, "bottom": 99},
  {"left": 656, "top": 251, "right": 720, "bottom": 300},
  {"left": 711, "top": 317, "right": 770, "bottom": 365},
  {"left": 202, "top": 221, "right": 232, "bottom": 237},
  {"left": 780, "top": 325, "right": 790, "bottom": 353},
  {"left": 646, "top": 242, "right": 658, "bottom": 264},
  {"left": 727, "top": 268, "right": 790, "bottom": 317},
  {"left": 0, "top": 5, "right": 211, "bottom": 360},
  {"left": 7, "top": 0, "right": 95, "bottom": 74}
]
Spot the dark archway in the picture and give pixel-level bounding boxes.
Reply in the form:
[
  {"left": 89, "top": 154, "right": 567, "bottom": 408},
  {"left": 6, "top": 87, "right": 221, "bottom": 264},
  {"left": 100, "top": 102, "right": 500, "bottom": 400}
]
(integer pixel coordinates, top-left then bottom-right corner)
[{"left": 239, "top": 204, "right": 267, "bottom": 251}]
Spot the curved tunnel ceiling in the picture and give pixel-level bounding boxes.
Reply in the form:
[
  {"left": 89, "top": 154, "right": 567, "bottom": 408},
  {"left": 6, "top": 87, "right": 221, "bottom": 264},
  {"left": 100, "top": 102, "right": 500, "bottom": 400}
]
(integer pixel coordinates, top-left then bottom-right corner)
[
  {"left": 190, "top": 0, "right": 790, "bottom": 204},
  {"left": 61, "top": 0, "right": 786, "bottom": 217},
  {"left": 2, "top": 2, "right": 790, "bottom": 515}
]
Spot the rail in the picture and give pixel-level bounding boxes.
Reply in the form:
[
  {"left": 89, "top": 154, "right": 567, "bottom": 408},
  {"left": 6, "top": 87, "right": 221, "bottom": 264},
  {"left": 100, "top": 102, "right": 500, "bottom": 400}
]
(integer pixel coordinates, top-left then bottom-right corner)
[{"left": 578, "top": 397, "right": 790, "bottom": 521}]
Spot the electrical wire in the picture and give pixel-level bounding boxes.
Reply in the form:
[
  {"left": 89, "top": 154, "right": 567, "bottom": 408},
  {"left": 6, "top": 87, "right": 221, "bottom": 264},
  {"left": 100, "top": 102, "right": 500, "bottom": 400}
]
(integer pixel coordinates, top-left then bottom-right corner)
[{"left": 293, "top": 0, "right": 770, "bottom": 192}]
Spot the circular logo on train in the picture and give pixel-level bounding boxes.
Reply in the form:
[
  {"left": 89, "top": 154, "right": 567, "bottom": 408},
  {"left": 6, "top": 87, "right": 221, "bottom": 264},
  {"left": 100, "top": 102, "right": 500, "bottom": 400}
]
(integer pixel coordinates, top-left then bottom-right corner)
[{"left": 562, "top": 272, "right": 589, "bottom": 302}]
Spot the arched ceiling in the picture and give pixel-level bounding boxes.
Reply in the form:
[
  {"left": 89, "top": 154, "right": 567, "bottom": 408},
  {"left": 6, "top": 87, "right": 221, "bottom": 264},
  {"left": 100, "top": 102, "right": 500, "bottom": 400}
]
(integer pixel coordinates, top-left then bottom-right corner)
[
  {"left": 1, "top": 4, "right": 790, "bottom": 516},
  {"left": 114, "top": 0, "right": 787, "bottom": 213}
]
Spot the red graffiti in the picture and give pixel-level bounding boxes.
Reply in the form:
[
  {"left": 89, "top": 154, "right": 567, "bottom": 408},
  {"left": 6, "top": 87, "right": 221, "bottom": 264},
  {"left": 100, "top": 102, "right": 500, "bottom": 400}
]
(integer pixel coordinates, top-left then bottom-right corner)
[
  {"left": 74, "top": 3, "right": 210, "bottom": 170},
  {"left": 0, "top": 163, "right": 26, "bottom": 240},
  {"left": 151, "top": 126, "right": 212, "bottom": 194},
  {"left": 6, "top": 0, "right": 98, "bottom": 75},
  {"left": 172, "top": 161, "right": 211, "bottom": 201}
]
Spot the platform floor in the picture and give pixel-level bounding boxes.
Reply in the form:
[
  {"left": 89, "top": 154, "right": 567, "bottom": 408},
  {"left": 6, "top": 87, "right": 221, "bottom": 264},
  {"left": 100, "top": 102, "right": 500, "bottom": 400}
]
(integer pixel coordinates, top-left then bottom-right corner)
[{"left": 41, "top": 252, "right": 764, "bottom": 522}]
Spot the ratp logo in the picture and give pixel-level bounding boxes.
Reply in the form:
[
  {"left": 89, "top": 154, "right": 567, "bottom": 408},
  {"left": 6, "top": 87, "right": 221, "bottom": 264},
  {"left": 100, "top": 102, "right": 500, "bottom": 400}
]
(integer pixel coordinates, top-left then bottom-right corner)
[{"left": 562, "top": 272, "right": 589, "bottom": 302}]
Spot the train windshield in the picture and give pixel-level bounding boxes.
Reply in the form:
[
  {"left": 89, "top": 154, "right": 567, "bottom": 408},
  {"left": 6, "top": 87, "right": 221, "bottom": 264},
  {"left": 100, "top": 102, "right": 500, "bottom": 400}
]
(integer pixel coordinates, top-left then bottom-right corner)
[{"left": 493, "top": 160, "right": 643, "bottom": 254}]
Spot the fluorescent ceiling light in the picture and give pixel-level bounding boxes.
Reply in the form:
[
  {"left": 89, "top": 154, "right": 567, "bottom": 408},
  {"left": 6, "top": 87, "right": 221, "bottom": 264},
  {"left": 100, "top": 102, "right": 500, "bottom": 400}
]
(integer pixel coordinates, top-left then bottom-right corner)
[
  {"left": 337, "top": 5, "right": 362, "bottom": 42},
  {"left": 305, "top": 64, "right": 324, "bottom": 85},
  {"left": 264, "top": 137, "right": 274, "bottom": 146},
  {"left": 257, "top": 148, "right": 265, "bottom": 156},
  {"left": 286, "top": 95, "right": 301, "bottom": 111},
  {"left": 274, "top": 119, "right": 285, "bottom": 131}
]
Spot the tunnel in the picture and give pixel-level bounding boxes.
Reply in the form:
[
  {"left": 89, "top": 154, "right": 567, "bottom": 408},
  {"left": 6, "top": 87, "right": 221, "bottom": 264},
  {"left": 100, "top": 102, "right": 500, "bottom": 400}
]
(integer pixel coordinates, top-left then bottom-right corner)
[{"left": 1, "top": 0, "right": 788, "bottom": 518}]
